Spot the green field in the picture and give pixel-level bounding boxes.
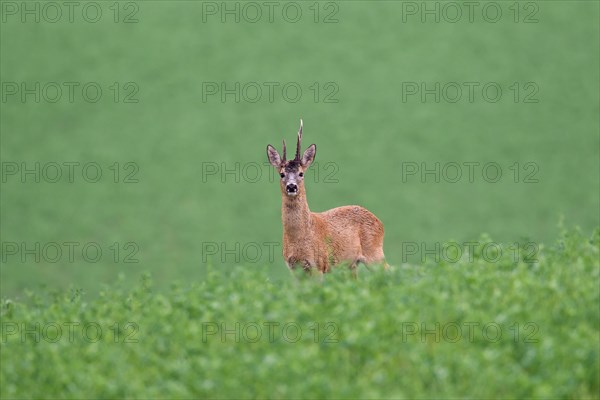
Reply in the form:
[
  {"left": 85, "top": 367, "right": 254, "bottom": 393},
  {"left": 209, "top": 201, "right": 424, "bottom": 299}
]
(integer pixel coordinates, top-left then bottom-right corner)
[
  {"left": 1, "top": 0, "right": 599, "bottom": 398},
  {"left": 1, "top": 228, "right": 599, "bottom": 398}
]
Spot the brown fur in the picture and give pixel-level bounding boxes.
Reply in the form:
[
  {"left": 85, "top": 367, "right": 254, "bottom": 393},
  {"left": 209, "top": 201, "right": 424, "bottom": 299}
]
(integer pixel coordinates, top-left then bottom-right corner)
[{"left": 267, "top": 121, "right": 387, "bottom": 275}]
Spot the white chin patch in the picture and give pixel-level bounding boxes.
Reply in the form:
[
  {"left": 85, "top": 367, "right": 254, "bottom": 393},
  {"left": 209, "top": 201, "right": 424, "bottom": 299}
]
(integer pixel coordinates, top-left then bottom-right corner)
[{"left": 286, "top": 190, "right": 298, "bottom": 196}]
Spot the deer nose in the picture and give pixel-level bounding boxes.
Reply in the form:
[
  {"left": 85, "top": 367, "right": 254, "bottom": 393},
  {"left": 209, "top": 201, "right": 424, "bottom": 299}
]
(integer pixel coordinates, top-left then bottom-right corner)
[{"left": 286, "top": 183, "right": 298, "bottom": 192}]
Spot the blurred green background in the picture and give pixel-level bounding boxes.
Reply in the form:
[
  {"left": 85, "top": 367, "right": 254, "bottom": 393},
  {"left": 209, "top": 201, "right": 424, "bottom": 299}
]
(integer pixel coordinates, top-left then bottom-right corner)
[{"left": 1, "top": 0, "right": 598, "bottom": 297}]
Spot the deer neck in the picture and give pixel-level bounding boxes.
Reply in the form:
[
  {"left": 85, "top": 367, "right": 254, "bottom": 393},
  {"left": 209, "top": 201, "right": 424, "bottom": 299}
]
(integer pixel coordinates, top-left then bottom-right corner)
[{"left": 281, "top": 190, "right": 312, "bottom": 239}]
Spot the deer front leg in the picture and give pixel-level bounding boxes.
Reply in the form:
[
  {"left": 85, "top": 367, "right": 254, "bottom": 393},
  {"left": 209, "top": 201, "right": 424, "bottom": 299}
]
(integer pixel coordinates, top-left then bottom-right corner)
[
  {"left": 287, "top": 258, "right": 324, "bottom": 282},
  {"left": 286, "top": 258, "right": 313, "bottom": 273}
]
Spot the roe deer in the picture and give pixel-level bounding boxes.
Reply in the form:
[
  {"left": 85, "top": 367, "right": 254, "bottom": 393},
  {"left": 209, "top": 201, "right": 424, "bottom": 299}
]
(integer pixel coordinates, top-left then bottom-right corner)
[{"left": 266, "top": 119, "right": 388, "bottom": 276}]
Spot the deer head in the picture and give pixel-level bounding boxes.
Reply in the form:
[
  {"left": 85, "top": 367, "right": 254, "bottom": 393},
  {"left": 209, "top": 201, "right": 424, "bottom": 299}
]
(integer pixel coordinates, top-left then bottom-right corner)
[{"left": 266, "top": 119, "right": 316, "bottom": 198}]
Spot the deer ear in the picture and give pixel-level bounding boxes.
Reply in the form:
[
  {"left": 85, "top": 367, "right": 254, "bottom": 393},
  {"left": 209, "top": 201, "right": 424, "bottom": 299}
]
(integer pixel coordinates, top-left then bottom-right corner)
[
  {"left": 267, "top": 145, "right": 282, "bottom": 167},
  {"left": 301, "top": 144, "right": 316, "bottom": 169}
]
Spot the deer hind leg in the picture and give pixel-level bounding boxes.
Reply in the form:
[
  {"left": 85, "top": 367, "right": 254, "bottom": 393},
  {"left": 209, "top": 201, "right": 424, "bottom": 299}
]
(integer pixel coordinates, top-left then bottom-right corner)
[
  {"left": 360, "top": 238, "right": 388, "bottom": 269},
  {"left": 363, "top": 252, "right": 388, "bottom": 269},
  {"left": 359, "top": 223, "right": 387, "bottom": 269},
  {"left": 349, "top": 259, "right": 359, "bottom": 279},
  {"left": 347, "top": 253, "right": 371, "bottom": 279}
]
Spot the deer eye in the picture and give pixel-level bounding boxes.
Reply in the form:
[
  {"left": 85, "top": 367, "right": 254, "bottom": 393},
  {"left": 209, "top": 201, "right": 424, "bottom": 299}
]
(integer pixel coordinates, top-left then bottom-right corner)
[
  {"left": 280, "top": 173, "right": 285, "bottom": 178},
  {"left": 299, "top": 172, "right": 304, "bottom": 177}
]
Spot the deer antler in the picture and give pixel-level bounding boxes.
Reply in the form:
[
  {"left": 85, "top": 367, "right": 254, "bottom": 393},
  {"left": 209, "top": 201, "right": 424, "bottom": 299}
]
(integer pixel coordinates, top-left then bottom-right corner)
[
  {"left": 282, "top": 139, "right": 287, "bottom": 162},
  {"left": 295, "top": 118, "right": 303, "bottom": 161}
]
